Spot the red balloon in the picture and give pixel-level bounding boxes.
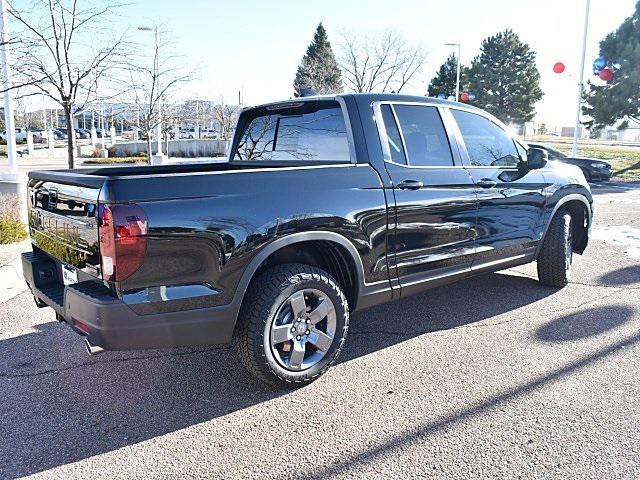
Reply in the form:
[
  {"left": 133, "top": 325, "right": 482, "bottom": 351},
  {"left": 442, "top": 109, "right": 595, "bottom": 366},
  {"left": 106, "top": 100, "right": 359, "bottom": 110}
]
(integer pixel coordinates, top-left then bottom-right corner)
[
  {"left": 460, "top": 92, "right": 470, "bottom": 101},
  {"left": 553, "top": 62, "right": 565, "bottom": 74},
  {"left": 599, "top": 67, "right": 614, "bottom": 82}
]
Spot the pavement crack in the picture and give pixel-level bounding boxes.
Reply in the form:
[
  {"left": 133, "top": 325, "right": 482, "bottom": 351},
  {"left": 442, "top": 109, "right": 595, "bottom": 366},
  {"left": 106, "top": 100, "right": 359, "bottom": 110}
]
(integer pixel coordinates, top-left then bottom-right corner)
[
  {"left": 567, "top": 280, "right": 640, "bottom": 290},
  {"left": 0, "top": 346, "right": 228, "bottom": 379},
  {"left": 504, "top": 269, "right": 640, "bottom": 290}
]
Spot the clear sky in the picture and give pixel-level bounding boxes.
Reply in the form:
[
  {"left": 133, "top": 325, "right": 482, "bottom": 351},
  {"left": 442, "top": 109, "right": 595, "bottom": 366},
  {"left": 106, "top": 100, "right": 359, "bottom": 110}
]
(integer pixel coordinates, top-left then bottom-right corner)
[{"left": 36, "top": 0, "right": 640, "bottom": 126}]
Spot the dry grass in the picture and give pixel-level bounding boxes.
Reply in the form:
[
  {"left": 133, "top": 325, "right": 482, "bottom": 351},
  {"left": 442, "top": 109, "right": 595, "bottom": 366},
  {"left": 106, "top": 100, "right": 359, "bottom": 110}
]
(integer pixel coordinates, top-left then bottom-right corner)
[{"left": 0, "top": 193, "right": 22, "bottom": 223}]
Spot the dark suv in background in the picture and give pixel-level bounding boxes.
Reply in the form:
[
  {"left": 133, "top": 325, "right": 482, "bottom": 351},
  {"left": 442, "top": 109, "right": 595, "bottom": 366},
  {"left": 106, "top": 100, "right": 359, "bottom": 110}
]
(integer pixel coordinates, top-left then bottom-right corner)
[{"left": 526, "top": 142, "right": 612, "bottom": 182}]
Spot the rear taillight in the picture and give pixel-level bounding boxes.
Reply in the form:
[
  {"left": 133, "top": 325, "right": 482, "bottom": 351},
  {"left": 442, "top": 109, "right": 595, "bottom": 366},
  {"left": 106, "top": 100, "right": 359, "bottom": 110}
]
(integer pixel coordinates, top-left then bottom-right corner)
[{"left": 98, "top": 203, "right": 148, "bottom": 282}]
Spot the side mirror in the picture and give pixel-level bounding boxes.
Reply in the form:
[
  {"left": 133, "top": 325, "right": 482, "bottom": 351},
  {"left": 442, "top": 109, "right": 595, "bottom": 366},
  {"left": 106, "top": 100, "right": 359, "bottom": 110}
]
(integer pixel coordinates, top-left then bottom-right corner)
[{"left": 526, "top": 147, "right": 548, "bottom": 170}]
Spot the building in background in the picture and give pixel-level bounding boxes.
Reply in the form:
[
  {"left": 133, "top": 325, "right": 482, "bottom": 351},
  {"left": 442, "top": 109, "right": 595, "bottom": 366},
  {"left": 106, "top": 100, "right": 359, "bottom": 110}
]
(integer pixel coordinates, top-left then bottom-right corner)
[
  {"left": 9, "top": 100, "right": 241, "bottom": 137},
  {"left": 560, "top": 126, "right": 590, "bottom": 139},
  {"left": 600, "top": 117, "right": 640, "bottom": 143}
]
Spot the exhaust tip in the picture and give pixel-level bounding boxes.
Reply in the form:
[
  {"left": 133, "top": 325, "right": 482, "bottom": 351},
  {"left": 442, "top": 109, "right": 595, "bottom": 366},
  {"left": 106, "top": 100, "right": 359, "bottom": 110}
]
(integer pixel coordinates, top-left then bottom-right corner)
[{"left": 84, "top": 338, "right": 105, "bottom": 356}]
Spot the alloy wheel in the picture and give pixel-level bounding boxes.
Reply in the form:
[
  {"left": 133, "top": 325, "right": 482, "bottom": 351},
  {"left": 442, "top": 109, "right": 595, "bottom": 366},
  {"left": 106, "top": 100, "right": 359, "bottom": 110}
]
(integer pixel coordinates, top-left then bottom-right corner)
[
  {"left": 565, "top": 219, "right": 573, "bottom": 272},
  {"left": 268, "top": 288, "right": 337, "bottom": 371}
]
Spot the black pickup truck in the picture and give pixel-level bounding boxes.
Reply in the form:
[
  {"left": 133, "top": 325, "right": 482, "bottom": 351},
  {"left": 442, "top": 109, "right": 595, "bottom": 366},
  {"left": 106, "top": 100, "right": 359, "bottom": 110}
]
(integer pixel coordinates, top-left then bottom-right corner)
[{"left": 22, "top": 93, "right": 592, "bottom": 387}]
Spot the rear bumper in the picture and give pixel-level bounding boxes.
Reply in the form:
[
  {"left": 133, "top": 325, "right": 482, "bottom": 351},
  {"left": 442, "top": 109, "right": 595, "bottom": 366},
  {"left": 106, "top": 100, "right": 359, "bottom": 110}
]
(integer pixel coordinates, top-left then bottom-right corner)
[{"left": 22, "top": 251, "right": 238, "bottom": 350}]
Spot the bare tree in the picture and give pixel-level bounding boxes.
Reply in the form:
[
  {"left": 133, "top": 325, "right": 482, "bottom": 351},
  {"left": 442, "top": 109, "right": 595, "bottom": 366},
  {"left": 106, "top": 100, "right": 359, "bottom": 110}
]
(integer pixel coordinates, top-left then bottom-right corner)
[
  {"left": 179, "top": 99, "right": 214, "bottom": 135},
  {"left": 234, "top": 115, "right": 275, "bottom": 161},
  {"left": 5, "top": 0, "right": 130, "bottom": 168},
  {"left": 212, "top": 99, "right": 239, "bottom": 141},
  {"left": 160, "top": 101, "right": 189, "bottom": 153},
  {"left": 339, "top": 30, "right": 427, "bottom": 93},
  {"left": 125, "top": 26, "right": 192, "bottom": 161}
]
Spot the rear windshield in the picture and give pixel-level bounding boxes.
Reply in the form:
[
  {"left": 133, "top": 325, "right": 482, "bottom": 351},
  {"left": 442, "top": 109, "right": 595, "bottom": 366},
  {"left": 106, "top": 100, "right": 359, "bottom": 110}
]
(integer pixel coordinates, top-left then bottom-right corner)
[{"left": 233, "top": 101, "right": 350, "bottom": 163}]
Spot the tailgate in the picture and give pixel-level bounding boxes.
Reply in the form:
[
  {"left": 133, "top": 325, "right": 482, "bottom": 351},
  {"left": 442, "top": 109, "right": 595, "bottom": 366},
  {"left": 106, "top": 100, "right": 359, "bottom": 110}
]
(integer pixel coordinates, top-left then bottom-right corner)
[{"left": 27, "top": 174, "right": 103, "bottom": 279}]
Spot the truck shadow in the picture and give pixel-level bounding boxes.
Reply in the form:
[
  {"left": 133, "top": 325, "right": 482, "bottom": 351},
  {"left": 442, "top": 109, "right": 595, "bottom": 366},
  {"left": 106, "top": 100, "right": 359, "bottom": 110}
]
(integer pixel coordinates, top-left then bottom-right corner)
[
  {"left": 0, "top": 271, "right": 564, "bottom": 478},
  {"left": 296, "top": 303, "right": 638, "bottom": 480}
]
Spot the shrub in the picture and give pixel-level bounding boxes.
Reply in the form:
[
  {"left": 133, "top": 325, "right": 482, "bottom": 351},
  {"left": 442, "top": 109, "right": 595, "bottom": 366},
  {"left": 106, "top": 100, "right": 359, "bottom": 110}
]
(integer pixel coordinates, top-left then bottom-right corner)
[
  {"left": 83, "top": 157, "right": 140, "bottom": 164},
  {"left": 0, "top": 194, "right": 27, "bottom": 244},
  {"left": 91, "top": 147, "right": 102, "bottom": 158},
  {"left": 106, "top": 146, "right": 147, "bottom": 159},
  {"left": 0, "top": 219, "right": 27, "bottom": 244}
]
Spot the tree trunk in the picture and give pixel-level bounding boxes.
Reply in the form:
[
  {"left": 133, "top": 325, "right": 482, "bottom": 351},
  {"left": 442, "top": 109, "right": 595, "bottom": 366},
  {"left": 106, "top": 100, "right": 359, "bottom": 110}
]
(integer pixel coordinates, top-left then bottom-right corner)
[
  {"left": 145, "top": 133, "right": 152, "bottom": 165},
  {"left": 64, "top": 106, "right": 75, "bottom": 169}
]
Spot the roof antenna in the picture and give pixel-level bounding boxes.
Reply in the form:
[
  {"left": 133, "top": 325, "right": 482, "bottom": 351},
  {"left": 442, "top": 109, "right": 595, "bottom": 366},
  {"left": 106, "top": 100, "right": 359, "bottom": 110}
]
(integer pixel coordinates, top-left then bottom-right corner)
[{"left": 300, "top": 88, "right": 318, "bottom": 97}]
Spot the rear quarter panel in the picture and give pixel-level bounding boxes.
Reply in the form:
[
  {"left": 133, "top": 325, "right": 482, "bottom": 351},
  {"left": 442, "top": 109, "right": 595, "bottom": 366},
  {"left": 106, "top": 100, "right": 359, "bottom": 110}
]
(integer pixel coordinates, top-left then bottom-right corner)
[{"left": 113, "top": 164, "right": 389, "bottom": 313}]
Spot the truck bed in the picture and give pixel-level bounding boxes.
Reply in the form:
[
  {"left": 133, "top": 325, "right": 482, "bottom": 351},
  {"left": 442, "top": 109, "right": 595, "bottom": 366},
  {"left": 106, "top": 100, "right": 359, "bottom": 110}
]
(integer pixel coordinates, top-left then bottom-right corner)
[{"left": 29, "top": 159, "right": 338, "bottom": 187}]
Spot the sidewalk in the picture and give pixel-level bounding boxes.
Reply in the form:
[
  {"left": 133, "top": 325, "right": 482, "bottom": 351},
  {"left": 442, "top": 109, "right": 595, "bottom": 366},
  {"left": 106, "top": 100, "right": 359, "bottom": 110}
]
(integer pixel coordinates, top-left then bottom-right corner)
[{"left": 0, "top": 240, "right": 29, "bottom": 303}]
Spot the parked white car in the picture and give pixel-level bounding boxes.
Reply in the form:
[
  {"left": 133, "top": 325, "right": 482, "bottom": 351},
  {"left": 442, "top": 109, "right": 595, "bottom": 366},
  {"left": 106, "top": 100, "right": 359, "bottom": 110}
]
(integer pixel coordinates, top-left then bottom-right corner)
[
  {"left": 201, "top": 129, "right": 218, "bottom": 139},
  {"left": 0, "top": 128, "right": 32, "bottom": 142},
  {"left": 178, "top": 128, "right": 218, "bottom": 139},
  {"left": 179, "top": 128, "right": 196, "bottom": 139}
]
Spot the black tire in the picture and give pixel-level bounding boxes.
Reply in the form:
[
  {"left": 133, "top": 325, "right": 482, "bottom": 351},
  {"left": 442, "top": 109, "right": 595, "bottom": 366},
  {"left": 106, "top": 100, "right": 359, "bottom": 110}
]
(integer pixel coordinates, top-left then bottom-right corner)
[
  {"left": 580, "top": 167, "right": 592, "bottom": 182},
  {"left": 537, "top": 210, "right": 573, "bottom": 287},
  {"left": 234, "top": 263, "right": 349, "bottom": 388}
]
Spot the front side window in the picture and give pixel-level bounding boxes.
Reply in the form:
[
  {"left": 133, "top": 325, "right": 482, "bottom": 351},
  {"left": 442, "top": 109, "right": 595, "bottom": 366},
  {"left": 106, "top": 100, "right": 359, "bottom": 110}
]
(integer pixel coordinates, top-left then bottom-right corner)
[
  {"left": 451, "top": 109, "right": 519, "bottom": 167},
  {"left": 393, "top": 105, "right": 453, "bottom": 167},
  {"left": 234, "top": 102, "right": 350, "bottom": 162}
]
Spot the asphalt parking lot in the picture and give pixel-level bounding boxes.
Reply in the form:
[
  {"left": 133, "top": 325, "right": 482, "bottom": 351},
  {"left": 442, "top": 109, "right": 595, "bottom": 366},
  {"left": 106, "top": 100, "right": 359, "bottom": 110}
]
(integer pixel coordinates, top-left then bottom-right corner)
[{"left": 1, "top": 182, "right": 639, "bottom": 479}]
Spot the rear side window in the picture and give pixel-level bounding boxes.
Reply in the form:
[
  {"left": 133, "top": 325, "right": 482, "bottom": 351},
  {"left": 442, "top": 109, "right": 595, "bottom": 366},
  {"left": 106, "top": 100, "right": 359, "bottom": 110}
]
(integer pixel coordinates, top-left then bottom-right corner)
[
  {"left": 393, "top": 105, "right": 453, "bottom": 167},
  {"left": 380, "top": 105, "right": 407, "bottom": 165},
  {"left": 451, "top": 109, "right": 519, "bottom": 167},
  {"left": 234, "top": 102, "right": 350, "bottom": 162}
]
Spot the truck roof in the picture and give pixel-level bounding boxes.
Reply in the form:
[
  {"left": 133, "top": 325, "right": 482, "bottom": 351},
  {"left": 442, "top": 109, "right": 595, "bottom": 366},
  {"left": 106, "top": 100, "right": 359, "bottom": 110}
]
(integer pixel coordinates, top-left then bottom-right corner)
[{"left": 247, "top": 92, "right": 484, "bottom": 113}]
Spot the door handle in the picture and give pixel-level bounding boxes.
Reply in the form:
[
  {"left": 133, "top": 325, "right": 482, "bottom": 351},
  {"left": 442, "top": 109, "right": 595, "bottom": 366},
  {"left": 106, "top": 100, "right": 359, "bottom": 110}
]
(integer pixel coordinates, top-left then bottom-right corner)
[
  {"left": 397, "top": 179, "right": 423, "bottom": 190},
  {"left": 476, "top": 178, "right": 497, "bottom": 188}
]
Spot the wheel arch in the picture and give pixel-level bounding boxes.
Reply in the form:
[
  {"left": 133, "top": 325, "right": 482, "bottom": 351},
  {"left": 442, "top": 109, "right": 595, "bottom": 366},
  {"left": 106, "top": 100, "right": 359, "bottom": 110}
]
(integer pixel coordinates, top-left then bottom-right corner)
[
  {"left": 539, "top": 194, "right": 592, "bottom": 256},
  {"left": 232, "top": 232, "right": 366, "bottom": 318}
]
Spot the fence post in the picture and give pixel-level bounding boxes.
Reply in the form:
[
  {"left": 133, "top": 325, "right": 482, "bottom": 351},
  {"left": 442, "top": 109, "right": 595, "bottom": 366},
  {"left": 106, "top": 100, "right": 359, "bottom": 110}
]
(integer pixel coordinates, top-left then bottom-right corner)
[
  {"left": 47, "top": 129, "right": 55, "bottom": 153},
  {"left": 26, "top": 131, "right": 34, "bottom": 155}
]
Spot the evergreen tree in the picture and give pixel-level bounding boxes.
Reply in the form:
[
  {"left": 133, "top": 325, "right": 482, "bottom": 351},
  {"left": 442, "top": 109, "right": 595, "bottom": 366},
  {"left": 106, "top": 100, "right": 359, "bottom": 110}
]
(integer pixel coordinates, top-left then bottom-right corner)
[
  {"left": 293, "top": 23, "right": 343, "bottom": 96},
  {"left": 427, "top": 54, "right": 468, "bottom": 98},
  {"left": 467, "top": 30, "right": 543, "bottom": 124},
  {"left": 583, "top": 1, "right": 640, "bottom": 129}
]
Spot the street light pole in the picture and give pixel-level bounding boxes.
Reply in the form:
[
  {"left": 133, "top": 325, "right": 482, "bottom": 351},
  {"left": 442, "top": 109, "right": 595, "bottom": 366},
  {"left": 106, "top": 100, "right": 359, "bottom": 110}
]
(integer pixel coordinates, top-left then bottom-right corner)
[
  {"left": 445, "top": 43, "right": 461, "bottom": 101},
  {"left": 154, "top": 27, "right": 162, "bottom": 155},
  {"left": 572, "top": 0, "right": 591, "bottom": 156},
  {"left": 0, "top": 0, "right": 18, "bottom": 177}
]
